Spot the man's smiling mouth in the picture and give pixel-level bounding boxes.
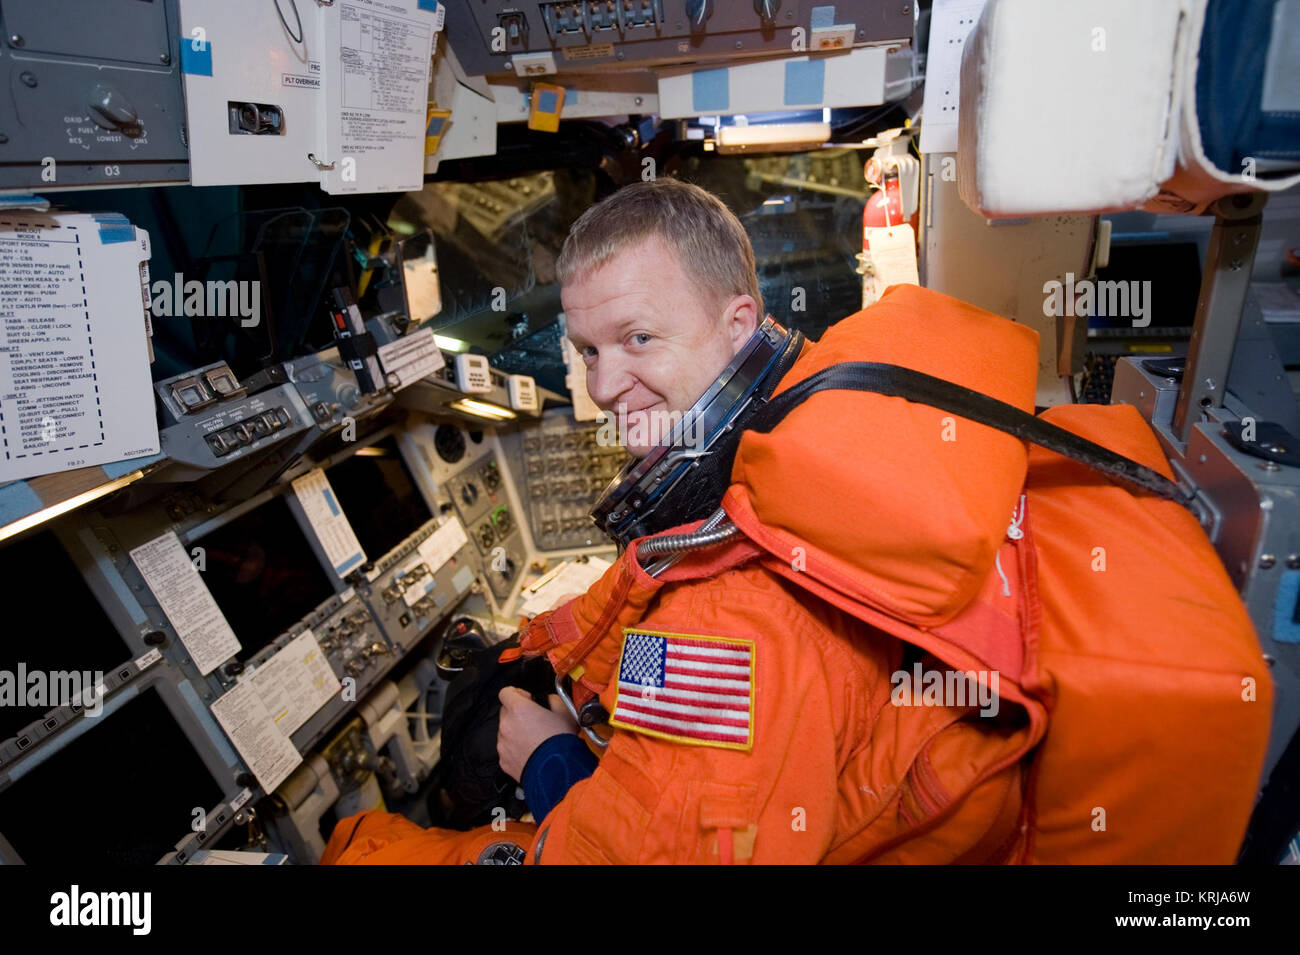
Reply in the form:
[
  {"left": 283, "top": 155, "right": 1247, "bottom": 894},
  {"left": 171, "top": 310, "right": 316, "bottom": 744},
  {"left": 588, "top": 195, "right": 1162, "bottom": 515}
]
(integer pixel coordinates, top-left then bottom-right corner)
[{"left": 620, "top": 402, "right": 663, "bottom": 417}]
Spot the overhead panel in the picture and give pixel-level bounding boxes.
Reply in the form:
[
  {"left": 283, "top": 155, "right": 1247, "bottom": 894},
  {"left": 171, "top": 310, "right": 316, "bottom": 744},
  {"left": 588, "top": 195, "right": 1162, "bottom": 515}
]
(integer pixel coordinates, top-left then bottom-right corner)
[{"left": 442, "top": 1, "right": 914, "bottom": 77}]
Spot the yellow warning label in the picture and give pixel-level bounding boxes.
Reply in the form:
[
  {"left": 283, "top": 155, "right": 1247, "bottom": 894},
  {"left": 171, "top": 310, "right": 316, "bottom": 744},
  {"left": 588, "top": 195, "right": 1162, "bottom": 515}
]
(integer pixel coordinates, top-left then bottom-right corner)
[{"left": 563, "top": 43, "right": 615, "bottom": 61}]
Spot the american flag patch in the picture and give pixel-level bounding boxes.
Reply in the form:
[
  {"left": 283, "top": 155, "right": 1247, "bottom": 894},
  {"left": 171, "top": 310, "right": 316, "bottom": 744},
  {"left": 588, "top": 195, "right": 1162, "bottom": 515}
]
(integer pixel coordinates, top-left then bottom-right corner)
[{"left": 609, "top": 629, "right": 755, "bottom": 751}]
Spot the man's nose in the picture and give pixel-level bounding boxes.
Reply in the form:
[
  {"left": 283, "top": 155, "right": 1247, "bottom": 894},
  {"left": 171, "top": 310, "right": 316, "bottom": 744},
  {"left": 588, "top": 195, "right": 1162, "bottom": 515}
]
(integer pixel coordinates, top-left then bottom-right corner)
[{"left": 587, "top": 356, "right": 635, "bottom": 411}]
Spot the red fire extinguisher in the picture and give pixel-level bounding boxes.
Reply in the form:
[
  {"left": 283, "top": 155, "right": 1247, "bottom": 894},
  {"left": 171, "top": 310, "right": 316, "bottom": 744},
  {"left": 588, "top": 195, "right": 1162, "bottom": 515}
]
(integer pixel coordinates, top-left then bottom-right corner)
[{"left": 863, "top": 163, "right": 907, "bottom": 237}]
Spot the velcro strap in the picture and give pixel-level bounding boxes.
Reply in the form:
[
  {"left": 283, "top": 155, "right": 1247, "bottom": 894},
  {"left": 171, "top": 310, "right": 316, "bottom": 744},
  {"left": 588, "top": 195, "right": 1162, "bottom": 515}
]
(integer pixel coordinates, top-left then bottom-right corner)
[
  {"left": 750, "top": 362, "right": 1189, "bottom": 505},
  {"left": 337, "top": 331, "right": 378, "bottom": 363}
]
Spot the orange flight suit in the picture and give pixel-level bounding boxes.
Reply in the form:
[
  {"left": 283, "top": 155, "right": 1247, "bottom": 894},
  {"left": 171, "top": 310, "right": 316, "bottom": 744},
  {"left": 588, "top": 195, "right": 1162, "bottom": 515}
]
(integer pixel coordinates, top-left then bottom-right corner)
[
  {"left": 323, "top": 284, "right": 1270, "bottom": 865},
  {"left": 323, "top": 553, "right": 1027, "bottom": 864}
]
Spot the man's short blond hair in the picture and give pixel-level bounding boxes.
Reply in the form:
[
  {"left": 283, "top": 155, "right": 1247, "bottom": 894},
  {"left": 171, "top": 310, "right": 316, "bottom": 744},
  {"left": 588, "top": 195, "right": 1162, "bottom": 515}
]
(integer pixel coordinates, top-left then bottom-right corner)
[{"left": 556, "top": 178, "right": 764, "bottom": 318}]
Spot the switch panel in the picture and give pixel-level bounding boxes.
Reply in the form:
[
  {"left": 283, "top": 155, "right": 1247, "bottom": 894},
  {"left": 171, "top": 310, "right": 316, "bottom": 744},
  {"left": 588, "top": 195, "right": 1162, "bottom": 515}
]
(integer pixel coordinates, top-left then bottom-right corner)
[
  {"left": 455, "top": 354, "right": 494, "bottom": 394},
  {"left": 502, "top": 409, "right": 629, "bottom": 551},
  {"left": 508, "top": 374, "right": 539, "bottom": 412},
  {"left": 445, "top": 452, "right": 526, "bottom": 602},
  {"left": 0, "top": 0, "right": 188, "bottom": 189},
  {"left": 356, "top": 516, "right": 479, "bottom": 654},
  {"left": 443, "top": 0, "right": 913, "bottom": 77},
  {"left": 156, "top": 380, "right": 309, "bottom": 470}
]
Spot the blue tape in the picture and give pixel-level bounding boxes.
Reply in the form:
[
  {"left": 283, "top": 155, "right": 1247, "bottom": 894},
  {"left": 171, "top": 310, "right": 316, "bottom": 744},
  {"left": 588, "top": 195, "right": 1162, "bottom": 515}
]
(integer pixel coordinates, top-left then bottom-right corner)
[
  {"left": 452, "top": 565, "right": 474, "bottom": 593},
  {"left": 98, "top": 225, "right": 135, "bottom": 244},
  {"left": 336, "top": 551, "right": 364, "bottom": 575},
  {"left": 103, "top": 451, "right": 164, "bottom": 479},
  {"left": 0, "top": 480, "right": 43, "bottom": 525},
  {"left": 180, "top": 39, "right": 213, "bottom": 76},
  {"left": 810, "top": 5, "right": 837, "bottom": 28},
  {"left": 322, "top": 487, "right": 340, "bottom": 516},
  {"left": 418, "top": 0, "right": 438, "bottom": 10},
  {"left": 564, "top": 86, "right": 578, "bottom": 105},
  {"left": 785, "top": 58, "right": 826, "bottom": 105},
  {"left": 0, "top": 194, "right": 47, "bottom": 209},
  {"left": 692, "top": 68, "right": 730, "bottom": 113},
  {"left": 1273, "top": 570, "right": 1300, "bottom": 643}
]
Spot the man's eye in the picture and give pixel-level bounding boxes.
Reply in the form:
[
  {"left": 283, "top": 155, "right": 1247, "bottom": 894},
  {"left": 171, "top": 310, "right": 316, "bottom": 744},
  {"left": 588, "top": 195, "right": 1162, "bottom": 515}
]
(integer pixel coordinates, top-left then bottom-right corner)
[
  {"left": 580, "top": 345, "right": 597, "bottom": 359},
  {"left": 630, "top": 333, "right": 651, "bottom": 346}
]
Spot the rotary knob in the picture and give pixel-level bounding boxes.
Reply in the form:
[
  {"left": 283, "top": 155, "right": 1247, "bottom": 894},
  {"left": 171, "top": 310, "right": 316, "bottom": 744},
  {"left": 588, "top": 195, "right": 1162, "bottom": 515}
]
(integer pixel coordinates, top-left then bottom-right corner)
[{"left": 87, "top": 84, "right": 142, "bottom": 137}]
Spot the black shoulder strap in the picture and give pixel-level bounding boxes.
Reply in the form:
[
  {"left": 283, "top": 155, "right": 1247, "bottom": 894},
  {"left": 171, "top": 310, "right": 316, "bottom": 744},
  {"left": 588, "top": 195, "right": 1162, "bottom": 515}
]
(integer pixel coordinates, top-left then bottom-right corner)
[{"left": 745, "top": 362, "right": 1191, "bottom": 505}]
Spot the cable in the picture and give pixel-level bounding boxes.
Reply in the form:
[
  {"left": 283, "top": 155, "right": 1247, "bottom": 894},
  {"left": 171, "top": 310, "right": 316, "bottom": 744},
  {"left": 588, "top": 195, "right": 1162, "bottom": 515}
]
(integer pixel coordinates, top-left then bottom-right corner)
[
  {"left": 638, "top": 516, "right": 741, "bottom": 559},
  {"left": 275, "top": 0, "right": 304, "bottom": 44}
]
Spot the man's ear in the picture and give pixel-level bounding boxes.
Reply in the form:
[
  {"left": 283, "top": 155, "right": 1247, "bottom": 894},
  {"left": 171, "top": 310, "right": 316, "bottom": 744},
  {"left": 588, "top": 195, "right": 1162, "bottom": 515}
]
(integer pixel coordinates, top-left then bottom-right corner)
[{"left": 721, "top": 294, "right": 760, "bottom": 353}]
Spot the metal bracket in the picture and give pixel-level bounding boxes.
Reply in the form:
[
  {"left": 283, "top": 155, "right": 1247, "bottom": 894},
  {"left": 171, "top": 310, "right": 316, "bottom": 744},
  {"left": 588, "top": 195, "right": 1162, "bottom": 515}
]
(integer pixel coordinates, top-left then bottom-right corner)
[
  {"left": 554, "top": 674, "right": 609, "bottom": 749},
  {"left": 1173, "top": 192, "right": 1269, "bottom": 444}
]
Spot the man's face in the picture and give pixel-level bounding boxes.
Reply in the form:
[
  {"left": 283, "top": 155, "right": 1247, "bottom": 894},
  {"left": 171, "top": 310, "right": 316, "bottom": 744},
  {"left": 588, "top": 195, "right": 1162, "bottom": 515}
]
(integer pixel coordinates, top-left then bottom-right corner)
[{"left": 562, "top": 234, "right": 759, "bottom": 457}]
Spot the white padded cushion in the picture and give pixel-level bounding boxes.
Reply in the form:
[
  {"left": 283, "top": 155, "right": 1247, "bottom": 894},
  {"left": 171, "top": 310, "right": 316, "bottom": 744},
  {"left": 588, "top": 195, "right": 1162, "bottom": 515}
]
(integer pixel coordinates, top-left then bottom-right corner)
[
  {"left": 1151, "top": 0, "right": 1300, "bottom": 213},
  {"left": 957, "top": 0, "right": 1187, "bottom": 217}
]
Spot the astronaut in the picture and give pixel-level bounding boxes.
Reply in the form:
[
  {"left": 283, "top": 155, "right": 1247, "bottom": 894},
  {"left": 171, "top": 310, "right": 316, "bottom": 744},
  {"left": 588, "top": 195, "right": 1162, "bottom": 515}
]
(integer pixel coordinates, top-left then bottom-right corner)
[{"left": 322, "top": 178, "right": 1270, "bottom": 865}]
